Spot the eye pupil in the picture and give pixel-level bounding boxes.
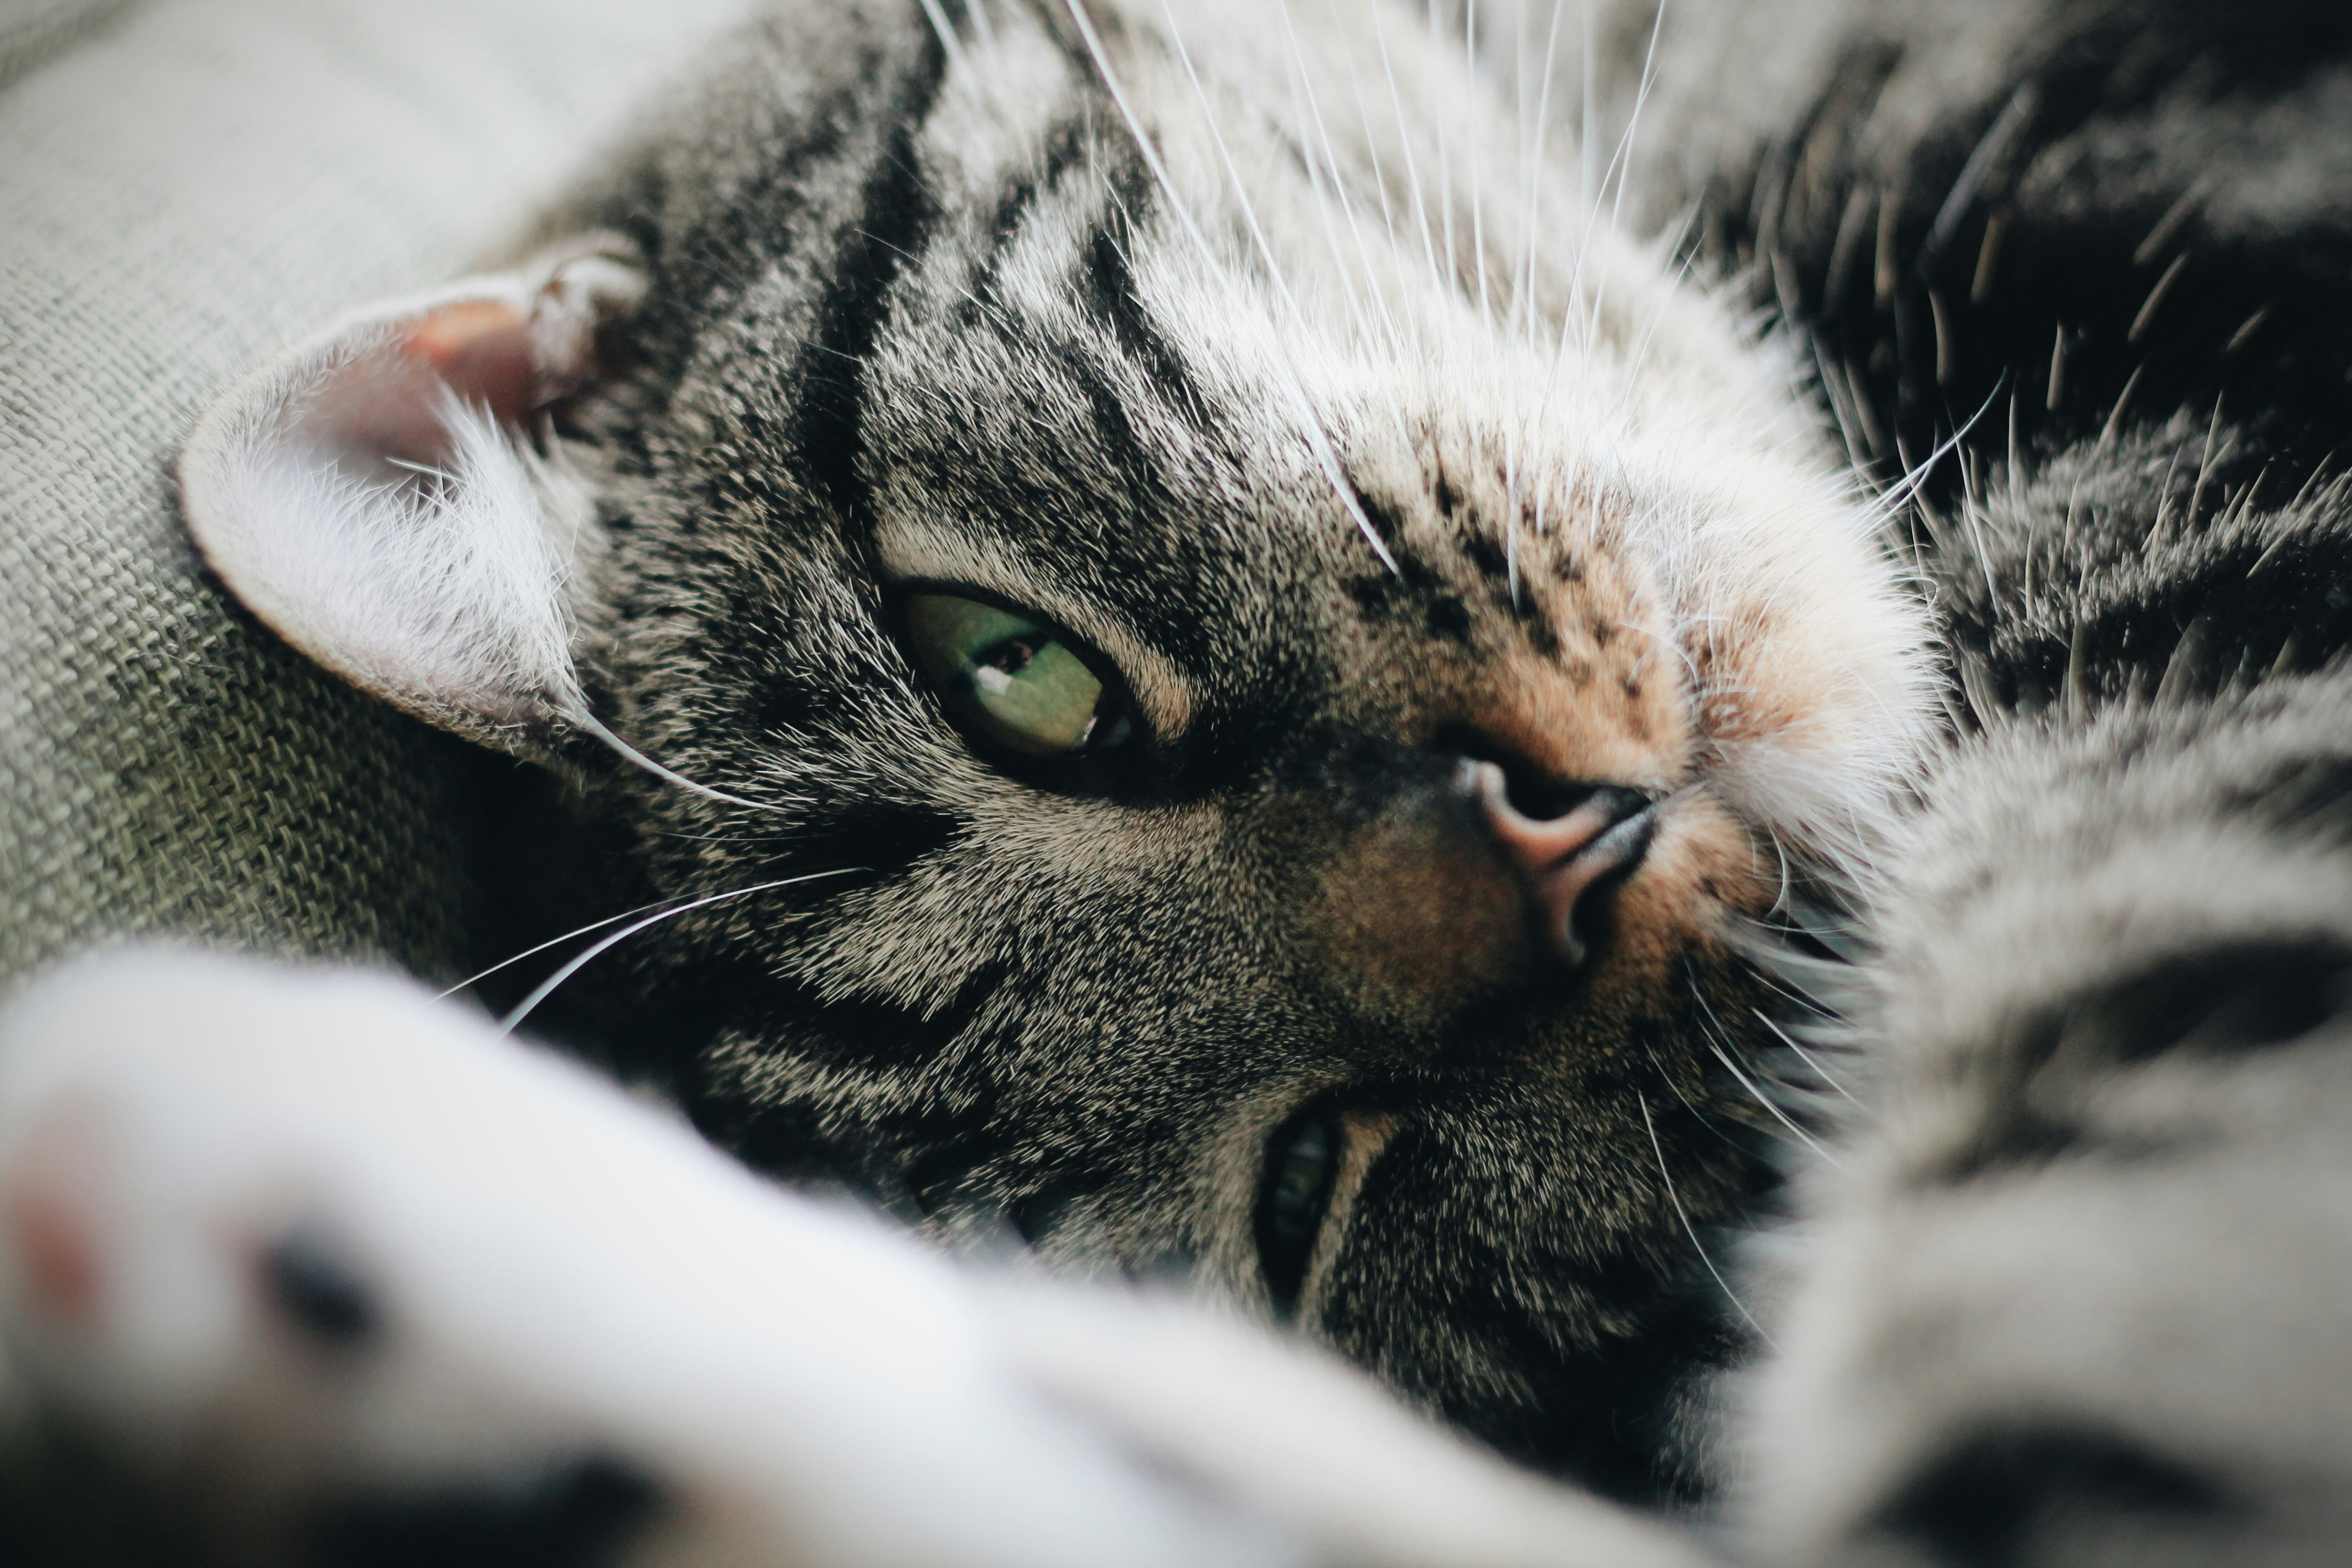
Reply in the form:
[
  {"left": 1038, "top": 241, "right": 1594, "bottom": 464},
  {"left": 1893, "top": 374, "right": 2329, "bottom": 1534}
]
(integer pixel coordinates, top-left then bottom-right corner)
[
  {"left": 983, "top": 636, "right": 1040, "bottom": 676},
  {"left": 1270, "top": 1121, "right": 1331, "bottom": 1238},
  {"left": 1257, "top": 1107, "right": 1341, "bottom": 1319}
]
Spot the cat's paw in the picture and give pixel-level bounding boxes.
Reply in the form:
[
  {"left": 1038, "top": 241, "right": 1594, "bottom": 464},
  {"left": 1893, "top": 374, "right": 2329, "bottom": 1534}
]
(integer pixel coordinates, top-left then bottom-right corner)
[
  {"left": 1746, "top": 683, "right": 2352, "bottom": 1566},
  {"left": 0, "top": 949, "right": 1711, "bottom": 1568},
  {"left": 0, "top": 949, "right": 1256, "bottom": 1567}
]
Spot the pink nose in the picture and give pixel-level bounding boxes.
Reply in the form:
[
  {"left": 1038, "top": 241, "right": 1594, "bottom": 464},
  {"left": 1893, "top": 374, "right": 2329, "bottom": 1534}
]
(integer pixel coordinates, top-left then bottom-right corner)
[{"left": 1471, "top": 763, "right": 1657, "bottom": 966}]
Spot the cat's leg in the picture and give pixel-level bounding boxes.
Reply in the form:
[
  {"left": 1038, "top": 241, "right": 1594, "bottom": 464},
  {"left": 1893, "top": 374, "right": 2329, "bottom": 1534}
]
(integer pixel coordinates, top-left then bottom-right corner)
[
  {"left": 0, "top": 949, "right": 1713, "bottom": 1568},
  {"left": 1567, "top": 4, "right": 2352, "bottom": 1553},
  {"left": 1740, "top": 660, "right": 2352, "bottom": 1564}
]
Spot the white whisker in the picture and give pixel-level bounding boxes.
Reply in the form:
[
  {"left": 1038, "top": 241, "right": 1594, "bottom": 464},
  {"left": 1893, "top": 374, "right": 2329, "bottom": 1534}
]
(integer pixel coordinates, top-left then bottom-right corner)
[
  {"left": 1275, "top": 1, "right": 1380, "bottom": 352},
  {"left": 1765, "top": 823, "right": 1796, "bottom": 916},
  {"left": 571, "top": 709, "right": 798, "bottom": 816},
  {"left": 1370, "top": 1, "right": 1444, "bottom": 300},
  {"left": 1426, "top": 0, "right": 1461, "bottom": 303},
  {"left": 1277, "top": 0, "right": 1415, "bottom": 440},
  {"left": 1521, "top": 0, "right": 1569, "bottom": 353},
  {"left": 961, "top": 0, "right": 995, "bottom": 51},
  {"left": 1693, "top": 986, "right": 1845, "bottom": 1169},
  {"left": 1580, "top": 0, "right": 1598, "bottom": 211},
  {"left": 1604, "top": 0, "right": 1666, "bottom": 256},
  {"left": 1062, "top": 0, "right": 1401, "bottom": 571},
  {"left": 914, "top": 0, "right": 974, "bottom": 87},
  {"left": 498, "top": 868, "right": 866, "bottom": 1036},
  {"left": 1466, "top": 0, "right": 1493, "bottom": 334},
  {"left": 1640, "top": 1091, "right": 1776, "bottom": 1349},
  {"left": 1755, "top": 1008, "right": 1864, "bottom": 1107},
  {"left": 1329, "top": 0, "right": 1413, "bottom": 331},
  {"left": 438, "top": 891, "right": 740, "bottom": 1002}
]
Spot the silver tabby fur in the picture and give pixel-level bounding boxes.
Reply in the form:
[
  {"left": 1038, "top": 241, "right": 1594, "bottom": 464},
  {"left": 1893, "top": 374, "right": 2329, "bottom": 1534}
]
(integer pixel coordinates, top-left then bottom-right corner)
[
  {"left": 1600, "top": 0, "right": 2352, "bottom": 1558},
  {"left": 135, "top": 0, "right": 2352, "bottom": 1559},
  {"left": 451, "top": 0, "right": 1925, "bottom": 1503}
]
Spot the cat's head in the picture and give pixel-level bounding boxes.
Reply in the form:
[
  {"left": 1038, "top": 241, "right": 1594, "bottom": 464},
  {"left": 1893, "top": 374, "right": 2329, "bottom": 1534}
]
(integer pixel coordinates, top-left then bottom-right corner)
[{"left": 179, "top": 0, "right": 1930, "bottom": 1495}]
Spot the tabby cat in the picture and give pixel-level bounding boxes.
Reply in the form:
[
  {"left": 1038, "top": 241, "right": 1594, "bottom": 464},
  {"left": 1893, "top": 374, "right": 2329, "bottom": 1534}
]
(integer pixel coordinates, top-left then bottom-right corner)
[
  {"left": 134, "top": 0, "right": 2352, "bottom": 1558},
  {"left": 176, "top": 0, "right": 1927, "bottom": 1504}
]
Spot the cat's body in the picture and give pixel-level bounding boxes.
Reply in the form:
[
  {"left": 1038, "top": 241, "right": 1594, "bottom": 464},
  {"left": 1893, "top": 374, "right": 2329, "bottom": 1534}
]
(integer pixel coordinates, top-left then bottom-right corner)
[
  {"left": 1613, "top": 0, "right": 2352, "bottom": 1554},
  {"left": 173, "top": 0, "right": 1927, "bottom": 1502},
  {"left": 10, "top": 0, "right": 2352, "bottom": 1561}
]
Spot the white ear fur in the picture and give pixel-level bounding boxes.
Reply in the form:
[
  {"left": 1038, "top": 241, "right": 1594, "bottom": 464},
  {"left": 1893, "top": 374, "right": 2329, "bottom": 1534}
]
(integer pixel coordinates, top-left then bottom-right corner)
[{"left": 178, "top": 239, "right": 646, "bottom": 753}]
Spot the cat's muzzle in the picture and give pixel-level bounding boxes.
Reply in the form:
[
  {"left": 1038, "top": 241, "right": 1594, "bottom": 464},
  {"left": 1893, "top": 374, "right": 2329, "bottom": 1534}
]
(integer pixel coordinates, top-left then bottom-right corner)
[{"left": 1468, "top": 761, "right": 1657, "bottom": 967}]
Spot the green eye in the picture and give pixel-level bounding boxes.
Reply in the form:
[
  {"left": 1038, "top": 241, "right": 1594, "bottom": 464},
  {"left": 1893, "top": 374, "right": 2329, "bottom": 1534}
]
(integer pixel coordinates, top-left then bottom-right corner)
[{"left": 903, "top": 592, "right": 1128, "bottom": 758}]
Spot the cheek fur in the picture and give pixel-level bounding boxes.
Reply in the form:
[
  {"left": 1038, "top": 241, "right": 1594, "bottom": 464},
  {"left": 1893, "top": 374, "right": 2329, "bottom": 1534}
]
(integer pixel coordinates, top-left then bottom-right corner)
[
  {"left": 1295, "top": 804, "right": 1530, "bottom": 1036},
  {"left": 1590, "top": 793, "right": 1772, "bottom": 1003}
]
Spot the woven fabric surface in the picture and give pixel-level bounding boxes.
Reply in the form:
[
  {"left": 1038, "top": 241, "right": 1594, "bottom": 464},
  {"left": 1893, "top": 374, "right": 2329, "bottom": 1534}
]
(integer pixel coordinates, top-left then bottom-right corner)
[{"left": 0, "top": 0, "right": 753, "bottom": 989}]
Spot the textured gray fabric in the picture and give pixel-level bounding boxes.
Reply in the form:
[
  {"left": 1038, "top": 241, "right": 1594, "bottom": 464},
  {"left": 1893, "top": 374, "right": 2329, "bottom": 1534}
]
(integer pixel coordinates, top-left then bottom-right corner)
[
  {"left": 0, "top": 0, "right": 145, "bottom": 89},
  {"left": 0, "top": 0, "right": 752, "bottom": 987}
]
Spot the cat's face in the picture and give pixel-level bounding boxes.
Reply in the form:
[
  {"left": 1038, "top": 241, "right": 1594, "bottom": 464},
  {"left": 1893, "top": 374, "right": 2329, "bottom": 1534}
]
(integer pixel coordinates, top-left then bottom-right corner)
[{"left": 180, "top": 0, "right": 1929, "bottom": 1497}]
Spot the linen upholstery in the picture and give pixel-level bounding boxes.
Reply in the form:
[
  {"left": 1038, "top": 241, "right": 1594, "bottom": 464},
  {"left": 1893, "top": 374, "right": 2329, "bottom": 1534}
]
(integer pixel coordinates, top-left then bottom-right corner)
[{"left": 0, "top": 0, "right": 751, "bottom": 986}]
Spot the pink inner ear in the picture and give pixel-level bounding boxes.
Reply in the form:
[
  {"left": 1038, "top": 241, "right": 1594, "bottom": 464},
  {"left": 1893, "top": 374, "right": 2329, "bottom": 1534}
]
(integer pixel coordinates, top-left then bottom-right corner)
[
  {"left": 4, "top": 1118, "right": 105, "bottom": 1329},
  {"left": 403, "top": 300, "right": 537, "bottom": 424},
  {"left": 306, "top": 298, "right": 536, "bottom": 477}
]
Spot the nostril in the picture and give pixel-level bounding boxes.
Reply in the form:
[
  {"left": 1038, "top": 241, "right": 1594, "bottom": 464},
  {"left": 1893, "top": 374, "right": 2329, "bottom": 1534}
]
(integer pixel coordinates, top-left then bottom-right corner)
[
  {"left": 1433, "top": 727, "right": 1597, "bottom": 821},
  {"left": 1467, "top": 760, "right": 1658, "bottom": 966},
  {"left": 1466, "top": 759, "right": 1650, "bottom": 846},
  {"left": 1499, "top": 766, "right": 1602, "bottom": 823}
]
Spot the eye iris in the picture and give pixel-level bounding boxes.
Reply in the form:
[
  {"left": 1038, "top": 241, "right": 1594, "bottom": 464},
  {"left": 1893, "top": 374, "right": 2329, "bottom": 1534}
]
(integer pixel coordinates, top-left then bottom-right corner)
[{"left": 905, "top": 593, "right": 1114, "bottom": 758}]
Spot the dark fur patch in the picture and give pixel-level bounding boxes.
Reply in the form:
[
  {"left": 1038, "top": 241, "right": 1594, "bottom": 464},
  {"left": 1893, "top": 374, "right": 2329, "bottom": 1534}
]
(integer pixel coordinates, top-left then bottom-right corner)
[
  {"left": 1083, "top": 219, "right": 1220, "bottom": 441},
  {"left": 307, "top": 1456, "right": 660, "bottom": 1568},
  {"left": 791, "top": 30, "right": 950, "bottom": 526},
  {"left": 1868, "top": 1427, "right": 2234, "bottom": 1568},
  {"left": 2060, "top": 941, "right": 2352, "bottom": 1064},
  {"left": 964, "top": 116, "right": 1092, "bottom": 323},
  {"left": 1425, "top": 594, "right": 1473, "bottom": 641},
  {"left": 261, "top": 1226, "right": 379, "bottom": 1347}
]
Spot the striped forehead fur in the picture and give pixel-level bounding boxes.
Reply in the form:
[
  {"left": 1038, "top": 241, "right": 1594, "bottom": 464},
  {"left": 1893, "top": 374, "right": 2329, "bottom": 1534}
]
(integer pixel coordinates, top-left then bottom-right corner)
[{"left": 869, "top": 0, "right": 1934, "bottom": 873}]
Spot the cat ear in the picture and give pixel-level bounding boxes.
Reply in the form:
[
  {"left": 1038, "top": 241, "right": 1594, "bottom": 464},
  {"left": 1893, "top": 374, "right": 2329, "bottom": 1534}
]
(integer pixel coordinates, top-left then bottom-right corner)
[{"left": 178, "top": 236, "right": 646, "bottom": 756}]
